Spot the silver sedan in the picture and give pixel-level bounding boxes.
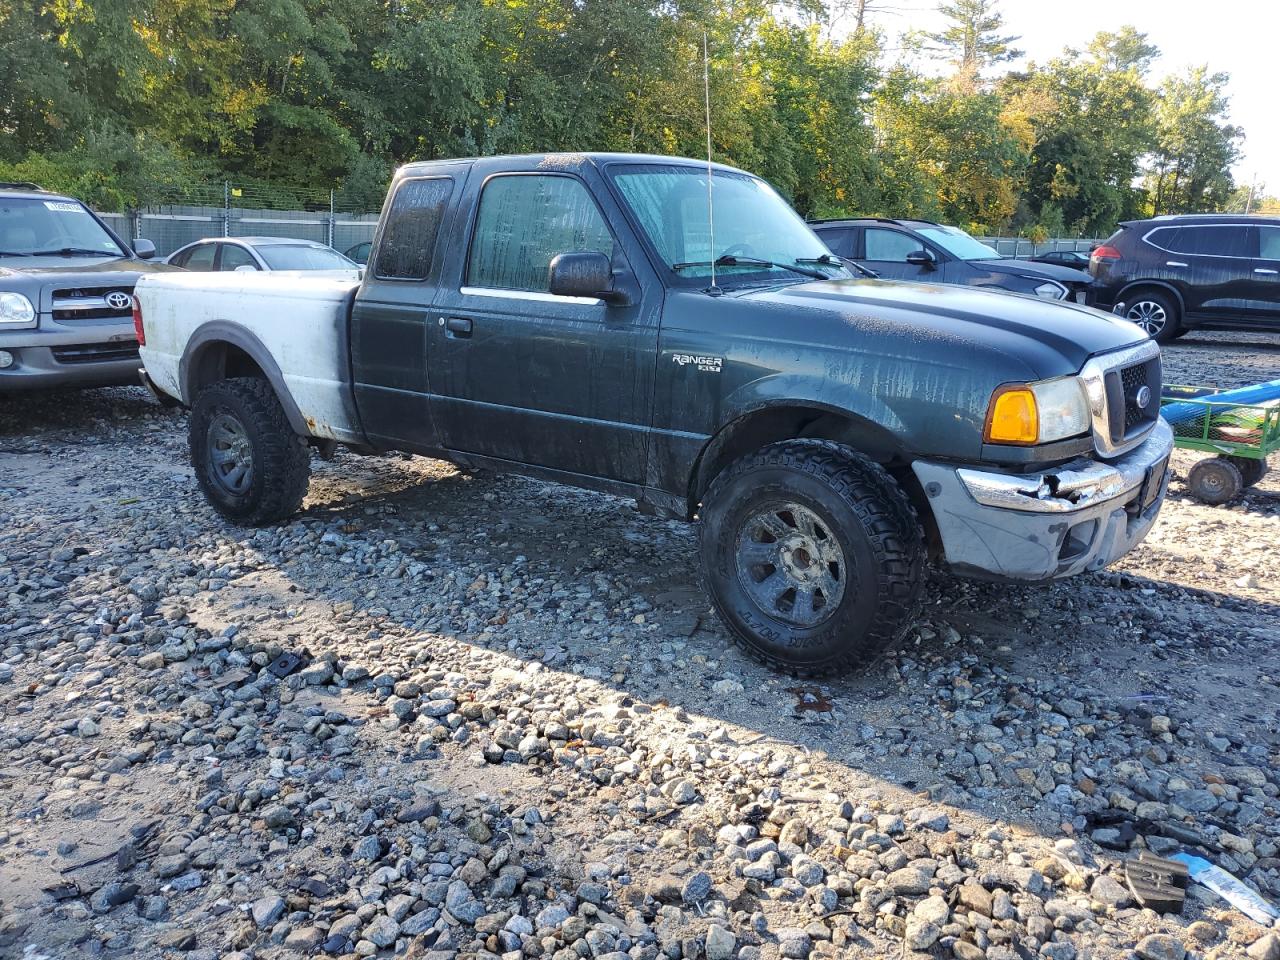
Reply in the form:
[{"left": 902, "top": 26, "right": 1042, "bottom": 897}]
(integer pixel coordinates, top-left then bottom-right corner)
[{"left": 165, "top": 237, "right": 362, "bottom": 279}]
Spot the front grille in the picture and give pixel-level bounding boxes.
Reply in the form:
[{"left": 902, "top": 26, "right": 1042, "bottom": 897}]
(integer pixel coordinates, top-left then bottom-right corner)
[
  {"left": 51, "top": 285, "right": 135, "bottom": 321},
  {"left": 1105, "top": 355, "right": 1162, "bottom": 444},
  {"left": 50, "top": 341, "right": 140, "bottom": 365}
]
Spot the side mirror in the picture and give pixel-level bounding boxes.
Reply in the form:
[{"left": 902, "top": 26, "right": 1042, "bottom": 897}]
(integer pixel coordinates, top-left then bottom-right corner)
[
  {"left": 133, "top": 238, "right": 156, "bottom": 260},
  {"left": 906, "top": 249, "right": 936, "bottom": 269},
  {"left": 548, "top": 251, "right": 621, "bottom": 302},
  {"left": 233, "top": 264, "right": 257, "bottom": 273}
]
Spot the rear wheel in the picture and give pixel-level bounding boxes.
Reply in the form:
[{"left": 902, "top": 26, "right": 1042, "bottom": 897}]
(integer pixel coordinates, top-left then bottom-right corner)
[
  {"left": 1228, "top": 456, "right": 1268, "bottom": 488},
  {"left": 189, "top": 378, "right": 311, "bottom": 525},
  {"left": 699, "top": 440, "right": 924, "bottom": 675},
  {"left": 1123, "top": 290, "right": 1181, "bottom": 343},
  {"left": 1187, "top": 456, "right": 1242, "bottom": 505}
]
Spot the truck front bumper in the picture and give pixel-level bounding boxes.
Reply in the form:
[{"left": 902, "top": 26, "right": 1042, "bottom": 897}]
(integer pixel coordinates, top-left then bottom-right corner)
[{"left": 912, "top": 419, "right": 1173, "bottom": 581}]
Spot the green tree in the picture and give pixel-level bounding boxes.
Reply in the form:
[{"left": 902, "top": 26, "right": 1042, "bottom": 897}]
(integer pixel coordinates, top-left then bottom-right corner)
[
  {"left": 1144, "top": 66, "right": 1241, "bottom": 214},
  {"left": 920, "top": 0, "right": 1021, "bottom": 83}
]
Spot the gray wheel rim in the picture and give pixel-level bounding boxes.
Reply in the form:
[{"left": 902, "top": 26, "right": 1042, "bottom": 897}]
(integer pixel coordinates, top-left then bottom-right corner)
[
  {"left": 734, "top": 502, "right": 846, "bottom": 628},
  {"left": 208, "top": 412, "right": 254, "bottom": 495},
  {"left": 1126, "top": 300, "right": 1167, "bottom": 335},
  {"left": 1197, "top": 468, "right": 1229, "bottom": 497}
]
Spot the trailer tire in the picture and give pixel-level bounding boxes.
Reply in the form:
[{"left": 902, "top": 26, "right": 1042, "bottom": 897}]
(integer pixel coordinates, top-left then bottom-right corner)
[
  {"left": 1187, "top": 456, "right": 1242, "bottom": 505},
  {"left": 189, "top": 378, "right": 311, "bottom": 525},
  {"left": 699, "top": 440, "right": 924, "bottom": 676},
  {"left": 1228, "top": 456, "right": 1267, "bottom": 488}
]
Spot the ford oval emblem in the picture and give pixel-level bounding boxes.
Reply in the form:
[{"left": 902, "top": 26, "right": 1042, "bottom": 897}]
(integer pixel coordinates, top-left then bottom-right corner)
[
  {"left": 1134, "top": 385, "right": 1151, "bottom": 410},
  {"left": 106, "top": 291, "right": 133, "bottom": 310}
]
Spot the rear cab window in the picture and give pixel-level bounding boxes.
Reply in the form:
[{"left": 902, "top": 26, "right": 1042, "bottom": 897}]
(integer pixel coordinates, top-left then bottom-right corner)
[{"left": 374, "top": 177, "right": 455, "bottom": 281}]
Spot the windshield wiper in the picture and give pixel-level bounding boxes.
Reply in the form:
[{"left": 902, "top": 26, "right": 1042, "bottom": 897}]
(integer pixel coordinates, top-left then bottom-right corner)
[
  {"left": 29, "top": 247, "right": 117, "bottom": 257},
  {"left": 0, "top": 250, "right": 33, "bottom": 257},
  {"left": 672, "top": 254, "right": 827, "bottom": 281},
  {"left": 797, "top": 253, "right": 879, "bottom": 279}
]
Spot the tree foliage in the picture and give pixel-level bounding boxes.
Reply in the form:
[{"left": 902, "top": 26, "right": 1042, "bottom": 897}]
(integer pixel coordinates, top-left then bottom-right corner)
[{"left": 0, "top": 0, "right": 1250, "bottom": 235}]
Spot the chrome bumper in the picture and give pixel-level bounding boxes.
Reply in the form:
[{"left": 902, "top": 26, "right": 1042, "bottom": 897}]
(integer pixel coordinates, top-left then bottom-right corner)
[{"left": 913, "top": 419, "right": 1173, "bottom": 580}]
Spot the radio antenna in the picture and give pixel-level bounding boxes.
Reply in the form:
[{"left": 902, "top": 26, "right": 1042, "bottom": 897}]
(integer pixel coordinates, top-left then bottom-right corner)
[{"left": 703, "top": 30, "right": 717, "bottom": 291}]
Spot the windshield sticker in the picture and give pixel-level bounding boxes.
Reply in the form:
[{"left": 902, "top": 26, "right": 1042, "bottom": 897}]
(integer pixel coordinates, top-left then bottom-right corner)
[{"left": 43, "top": 201, "right": 82, "bottom": 213}]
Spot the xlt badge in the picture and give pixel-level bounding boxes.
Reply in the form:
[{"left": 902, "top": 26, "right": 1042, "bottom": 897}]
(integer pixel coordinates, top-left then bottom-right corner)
[{"left": 671, "top": 353, "right": 723, "bottom": 373}]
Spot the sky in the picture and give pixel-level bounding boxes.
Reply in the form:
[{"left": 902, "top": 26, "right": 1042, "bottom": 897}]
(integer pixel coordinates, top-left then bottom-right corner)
[{"left": 873, "top": 0, "right": 1274, "bottom": 195}]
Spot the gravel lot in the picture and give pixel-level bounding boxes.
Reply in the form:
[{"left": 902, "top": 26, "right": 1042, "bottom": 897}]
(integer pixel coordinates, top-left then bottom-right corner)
[{"left": 2, "top": 331, "right": 1278, "bottom": 960}]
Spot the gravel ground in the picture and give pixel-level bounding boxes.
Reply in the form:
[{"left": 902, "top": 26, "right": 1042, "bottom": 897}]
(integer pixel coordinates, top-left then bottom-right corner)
[{"left": 1, "top": 331, "right": 1278, "bottom": 960}]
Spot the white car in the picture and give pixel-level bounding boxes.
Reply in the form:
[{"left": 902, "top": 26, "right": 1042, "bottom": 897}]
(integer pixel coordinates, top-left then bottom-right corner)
[{"left": 165, "top": 237, "right": 362, "bottom": 280}]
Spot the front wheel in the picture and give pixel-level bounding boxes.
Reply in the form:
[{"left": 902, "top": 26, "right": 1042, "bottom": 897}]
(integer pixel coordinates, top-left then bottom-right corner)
[
  {"left": 699, "top": 441, "right": 924, "bottom": 675},
  {"left": 189, "top": 378, "right": 311, "bottom": 525},
  {"left": 1123, "top": 291, "right": 1181, "bottom": 343}
]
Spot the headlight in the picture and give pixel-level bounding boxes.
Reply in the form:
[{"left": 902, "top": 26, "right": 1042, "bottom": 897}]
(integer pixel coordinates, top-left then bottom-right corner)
[
  {"left": 985, "top": 376, "right": 1090, "bottom": 445},
  {"left": 0, "top": 292, "right": 36, "bottom": 326},
  {"left": 1032, "top": 281, "right": 1067, "bottom": 299}
]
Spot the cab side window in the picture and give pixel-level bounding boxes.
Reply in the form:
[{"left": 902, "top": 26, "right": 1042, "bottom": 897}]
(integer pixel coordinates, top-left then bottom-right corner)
[
  {"left": 218, "top": 245, "right": 258, "bottom": 271},
  {"left": 864, "top": 228, "right": 924, "bottom": 262},
  {"left": 1256, "top": 226, "right": 1280, "bottom": 260},
  {"left": 374, "top": 177, "right": 454, "bottom": 281},
  {"left": 467, "top": 175, "right": 614, "bottom": 293},
  {"left": 183, "top": 244, "right": 217, "bottom": 271},
  {"left": 1167, "top": 226, "right": 1252, "bottom": 258}
]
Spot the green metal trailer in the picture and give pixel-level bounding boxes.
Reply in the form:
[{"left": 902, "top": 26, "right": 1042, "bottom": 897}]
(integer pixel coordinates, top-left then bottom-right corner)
[{"left": 1161, "top": 385, "right": 1279, "bottom": 503}]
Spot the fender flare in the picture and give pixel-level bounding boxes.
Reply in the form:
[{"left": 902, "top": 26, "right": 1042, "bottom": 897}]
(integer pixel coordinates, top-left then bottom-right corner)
[
  {"left": 1116, "top": 280, "right": 1186, "bottom": 314},
  {"left": 179, "top": 321, "right": 310, "bottom": 437}
]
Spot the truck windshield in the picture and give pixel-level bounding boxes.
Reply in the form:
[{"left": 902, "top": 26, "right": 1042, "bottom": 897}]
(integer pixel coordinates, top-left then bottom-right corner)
[
  {"left": 0, "top": 197, "right": 126, "bottom": 258},
  {"left": 610, "top": 164, "right": 847, "bottom": 285},
  {"left": 256, "top": 244, "right": 356, "bottom": 271},
  {"left": 916, "top": 225, "right": 1001, "bottom": 261}
]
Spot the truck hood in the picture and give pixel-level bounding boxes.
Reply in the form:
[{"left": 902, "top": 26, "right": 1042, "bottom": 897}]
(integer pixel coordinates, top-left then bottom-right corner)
[
  {"left": 972, "top": 258, "right": 1092, "bottom": 284},
  {"left": 734, "top": 278, "right": 1146, "bottom": 378},
  {"left": 0, "top": 255, "right": 178, "bottom": 277}
]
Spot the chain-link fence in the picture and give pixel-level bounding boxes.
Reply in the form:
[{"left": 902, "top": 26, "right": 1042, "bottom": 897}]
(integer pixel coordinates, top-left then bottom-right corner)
[
  {"left": 97, "top": 182, "right": 383, "bottom": 258},
  {"left": 975, "top": 236, "right": 1102, "bottom": 258}
]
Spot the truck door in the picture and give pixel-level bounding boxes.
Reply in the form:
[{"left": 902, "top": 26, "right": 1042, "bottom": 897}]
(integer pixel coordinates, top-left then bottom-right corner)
[
  {"left": 427, "top": 166, "right": 657, "bottom": 484},
  {"left": 350, "top": 174, "right": 459, "bottom": 450}
]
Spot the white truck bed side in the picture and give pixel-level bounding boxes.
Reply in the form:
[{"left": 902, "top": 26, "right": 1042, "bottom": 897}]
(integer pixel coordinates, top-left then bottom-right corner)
[{"left": 136, "top": 272, "right": 364, "bottom": 443}]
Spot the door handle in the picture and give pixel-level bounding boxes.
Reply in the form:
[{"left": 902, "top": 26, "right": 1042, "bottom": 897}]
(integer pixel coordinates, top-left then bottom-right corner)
[
  {"left": 1254, "top": 268, "right": 1278, "bottom": 275},
  {"left": 1166, "top": 261, "right": 1188, "bottom": 268},
  {"left": 444, "top": 316, "right": 473, "bottom": 338}
]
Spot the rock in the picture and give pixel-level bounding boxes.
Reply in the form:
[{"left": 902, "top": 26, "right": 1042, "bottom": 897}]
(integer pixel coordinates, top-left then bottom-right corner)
[
  {"left": 706, "top": 924, "right": 737, "bottom": 960},
  {"left": 261, "top": 804, "right": 294, "bottom": 829},
  {"left": 285, "top": 927, "right": 326, "bottom": 951},
  {"left": 682, "top": 871, "right": 713, "bottom": 904},
  {"left": 1135, "top": 934, "right": 1185, "bottom": 960},
  {"left": 904, "top": 916, "right": 941, "bottom": 950},
  {"left": 886, "top": 867, "right": 932, "bottom": 895},
  {"left": 776, "top": 928, "right": 812, "bottom": 959},
  {"left": 251, "top": 894, "right": 285, "bottom": 929},
  {"left": 1248, "top": 934, "right": 1280, "bottom": 960},
  {"left": 535, "top": 903, "right": 570, "bottom": 929},
  {"left": 1089, "top": 874, "right": 1130, "bottom": 907},
  {"left": 361, "top": 915, "right": 400, "bottom": 948},
  {"left": 90, "top": 882, "right": 138, "bottom": 914}
]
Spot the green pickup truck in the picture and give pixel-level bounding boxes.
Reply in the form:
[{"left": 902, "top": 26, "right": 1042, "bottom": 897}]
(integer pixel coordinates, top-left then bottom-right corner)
[{"left": 135, "top": 153, "right": 1173, "bottom": 674}]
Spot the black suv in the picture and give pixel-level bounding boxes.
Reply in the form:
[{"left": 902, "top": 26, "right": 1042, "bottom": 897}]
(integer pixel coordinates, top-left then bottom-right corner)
[
  {"left": 1, "top": 182, "right": 170, "bottom": 391},
  {"left": 810, "top": 217, "right": 1094, "bottom": 304},
  {"left": 1090, "top": 214, "right": 1280, "bottom": 342}
]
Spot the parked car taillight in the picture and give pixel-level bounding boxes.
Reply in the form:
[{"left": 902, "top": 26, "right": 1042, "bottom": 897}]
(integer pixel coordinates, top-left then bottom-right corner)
[
  {"left": 1090, "top": 244, "right": 1121, "bottom": 263},
  {"left": 132, "top": 297, "right": 145, "bottom": 346}
]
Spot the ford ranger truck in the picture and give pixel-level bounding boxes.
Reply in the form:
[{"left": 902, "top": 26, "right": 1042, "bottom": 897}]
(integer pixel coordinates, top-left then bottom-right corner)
[
  {"left": 1, "top": 182, "right": 170, "bottom": 391},
  {"left": 134, "top": 153, "right": 1173, "bottom": 675}
]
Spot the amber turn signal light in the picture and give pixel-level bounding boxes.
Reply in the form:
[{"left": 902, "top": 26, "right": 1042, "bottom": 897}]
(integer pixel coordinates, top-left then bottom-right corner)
[{"left": 984, "top": 386, "right": 1038, "bottom": 444}]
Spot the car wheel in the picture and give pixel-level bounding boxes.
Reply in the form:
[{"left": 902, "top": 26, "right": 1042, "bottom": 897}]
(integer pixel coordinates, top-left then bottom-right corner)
[
  {"left": 1186, "top": 456, "right": 1242, "bottom": 505},
  {"left": 1228, "top": 456, "right": 1267, "bottom": 488},
  {"left": 189, "top": 377, "right": 311, "bottom": 525},
  {"left": 1124, "top": 291, "right": 1181, "bottom": 343},
  {"left": 699, "top": 440, "right": 924, "bottom": 675}
]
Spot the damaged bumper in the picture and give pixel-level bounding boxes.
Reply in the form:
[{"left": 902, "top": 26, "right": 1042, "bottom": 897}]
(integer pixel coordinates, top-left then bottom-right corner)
[{"left": 912, "top": 419, "right": 1173, "bottom": 580}]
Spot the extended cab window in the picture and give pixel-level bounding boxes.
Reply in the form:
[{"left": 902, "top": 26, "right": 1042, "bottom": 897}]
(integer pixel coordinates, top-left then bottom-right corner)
[
  {"left": 865, "top": 228, "right": 924, "bottom": 262},
  {"left": 467, "top": 175, "right": 614, "bottom": 292},
  {"left": 375, "top": 177, "right": 453, "bottom": 280}
]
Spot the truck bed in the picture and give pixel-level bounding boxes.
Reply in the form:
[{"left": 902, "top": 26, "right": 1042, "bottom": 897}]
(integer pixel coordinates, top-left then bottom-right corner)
[{"left": 136, "top": 271, "right": 364, "bottom": 443}]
